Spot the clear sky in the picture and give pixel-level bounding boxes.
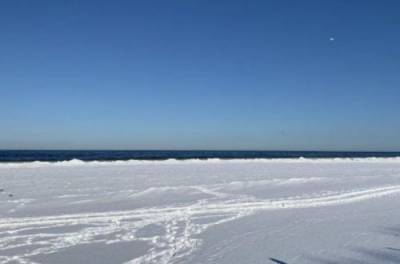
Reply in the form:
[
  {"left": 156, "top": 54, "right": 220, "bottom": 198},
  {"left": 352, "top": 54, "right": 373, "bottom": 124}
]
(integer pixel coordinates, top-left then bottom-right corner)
[{"left": 1, "top": 0, "right": 399, "bottom": 151}]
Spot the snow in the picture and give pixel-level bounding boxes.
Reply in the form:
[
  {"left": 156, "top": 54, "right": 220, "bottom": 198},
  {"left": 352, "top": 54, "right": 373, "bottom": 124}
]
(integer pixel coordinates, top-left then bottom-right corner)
[{"left": 1, "top": 158, "right": 400, "bottom": 263}]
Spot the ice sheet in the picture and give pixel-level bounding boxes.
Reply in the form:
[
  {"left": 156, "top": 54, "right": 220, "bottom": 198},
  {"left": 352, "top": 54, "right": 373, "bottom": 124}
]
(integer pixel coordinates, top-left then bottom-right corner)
[{"left": 1, "top": 158, "right": 400, "bottom": 263}]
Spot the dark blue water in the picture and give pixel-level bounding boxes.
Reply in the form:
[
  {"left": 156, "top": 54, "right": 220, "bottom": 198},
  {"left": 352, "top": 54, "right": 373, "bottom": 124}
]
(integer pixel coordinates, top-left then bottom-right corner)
[{"left": 0, "top": 150, "right": 399, "bottom": 162}]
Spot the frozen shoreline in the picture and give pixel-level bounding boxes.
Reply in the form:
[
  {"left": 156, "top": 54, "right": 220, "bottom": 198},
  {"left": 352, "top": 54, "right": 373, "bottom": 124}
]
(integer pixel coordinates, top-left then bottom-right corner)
[
  {"left": 2, "top": 156, "right": 400, "bottom": 168},
  {"left": 1, "top": 159, "right": 400, "bottom": 263}
]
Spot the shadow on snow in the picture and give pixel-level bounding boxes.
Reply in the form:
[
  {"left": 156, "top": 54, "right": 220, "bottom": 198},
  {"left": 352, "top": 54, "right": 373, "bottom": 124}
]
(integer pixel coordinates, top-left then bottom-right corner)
[{"left": 307, "top": 225, "right": 400, "bottom": 264}]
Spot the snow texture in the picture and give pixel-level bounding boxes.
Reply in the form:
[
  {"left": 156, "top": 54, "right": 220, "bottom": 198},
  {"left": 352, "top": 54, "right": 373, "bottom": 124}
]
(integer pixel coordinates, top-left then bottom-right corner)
[{"left": 1, "top": 158, "right": 400, "bottom": 263}]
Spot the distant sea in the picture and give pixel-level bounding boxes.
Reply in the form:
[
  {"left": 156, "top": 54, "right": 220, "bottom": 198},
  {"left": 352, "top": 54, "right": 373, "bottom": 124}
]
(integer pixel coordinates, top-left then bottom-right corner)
[{"left": 0, "top": 150, "right": 399, "bottom": 163}]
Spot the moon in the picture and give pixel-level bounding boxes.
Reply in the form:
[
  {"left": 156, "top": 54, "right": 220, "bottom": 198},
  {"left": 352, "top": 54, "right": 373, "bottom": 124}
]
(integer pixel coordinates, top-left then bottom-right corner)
[{"left": 329, "top": 37, "right": 335, "bottom": 42}]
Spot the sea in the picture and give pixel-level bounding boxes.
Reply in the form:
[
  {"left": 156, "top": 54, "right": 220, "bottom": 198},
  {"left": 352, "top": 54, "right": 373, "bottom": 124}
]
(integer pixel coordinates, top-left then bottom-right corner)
[{"left": 0, "top": 150, "right": 399, "bottom": 163}]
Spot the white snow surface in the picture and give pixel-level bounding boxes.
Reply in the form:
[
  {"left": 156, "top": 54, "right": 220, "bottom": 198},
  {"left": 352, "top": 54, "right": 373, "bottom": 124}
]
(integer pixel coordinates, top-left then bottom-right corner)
[{"left": 1, "top": 158, "right": 400, "bottom": 263}]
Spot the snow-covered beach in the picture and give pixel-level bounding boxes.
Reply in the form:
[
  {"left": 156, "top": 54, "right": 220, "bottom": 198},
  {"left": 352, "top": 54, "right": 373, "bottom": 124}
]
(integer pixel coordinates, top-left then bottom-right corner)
[{"left": 1, "top": 158, "right": 400, "bottom": 263}]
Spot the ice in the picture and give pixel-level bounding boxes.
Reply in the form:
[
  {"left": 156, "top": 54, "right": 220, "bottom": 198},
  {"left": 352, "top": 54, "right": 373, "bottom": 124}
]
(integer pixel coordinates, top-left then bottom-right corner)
[{"left": 1, "top": 158, "right": 400, "bottom": 263}]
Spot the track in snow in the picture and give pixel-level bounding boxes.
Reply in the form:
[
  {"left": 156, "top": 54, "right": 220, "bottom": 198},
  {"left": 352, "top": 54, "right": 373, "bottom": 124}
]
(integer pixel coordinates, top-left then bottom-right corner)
[{"left": 1, "top": 185, "right": 400, "bottom": 264}]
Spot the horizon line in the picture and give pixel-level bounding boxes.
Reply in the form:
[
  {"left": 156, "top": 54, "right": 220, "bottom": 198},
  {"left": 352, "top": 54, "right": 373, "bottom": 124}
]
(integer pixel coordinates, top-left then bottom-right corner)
[{"left": 0, "top": 149, "right": 400, "bottom": 153}]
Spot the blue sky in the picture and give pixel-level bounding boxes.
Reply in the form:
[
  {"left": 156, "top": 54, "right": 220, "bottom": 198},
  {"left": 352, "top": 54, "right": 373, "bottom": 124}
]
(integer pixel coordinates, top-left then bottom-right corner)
[{"left": 1, "top": 0, "right": 399, "bottom": 151}]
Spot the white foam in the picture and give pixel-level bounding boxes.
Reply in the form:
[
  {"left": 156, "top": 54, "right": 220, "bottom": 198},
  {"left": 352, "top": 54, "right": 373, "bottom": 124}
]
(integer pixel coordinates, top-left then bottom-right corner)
[{"left": 1, "top": 157, "right": 400, "bottom": 168}]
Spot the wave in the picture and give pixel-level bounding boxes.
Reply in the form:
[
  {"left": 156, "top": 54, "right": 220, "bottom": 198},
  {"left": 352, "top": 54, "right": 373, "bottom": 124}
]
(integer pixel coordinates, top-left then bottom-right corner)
[{"left": 1, "top": 156, "right": 400, "bottom": 168}]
